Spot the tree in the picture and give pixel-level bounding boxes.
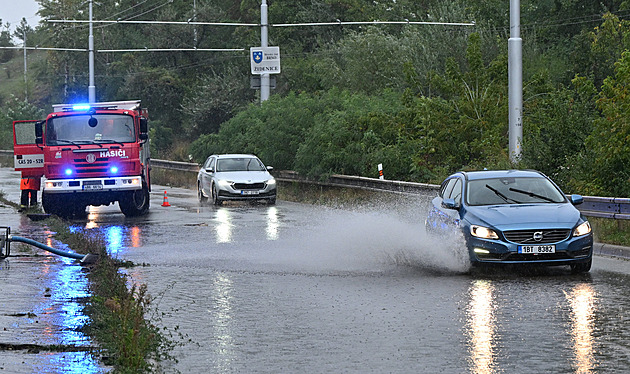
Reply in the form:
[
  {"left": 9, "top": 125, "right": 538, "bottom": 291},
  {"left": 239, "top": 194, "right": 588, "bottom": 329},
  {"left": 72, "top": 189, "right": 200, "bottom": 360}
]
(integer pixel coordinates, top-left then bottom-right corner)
[
  {"left": 0, "top": 21, "right": 15, "bottom": 63},
  {"left": 586, "top": 51, "right": 630, "bottom": 197}
]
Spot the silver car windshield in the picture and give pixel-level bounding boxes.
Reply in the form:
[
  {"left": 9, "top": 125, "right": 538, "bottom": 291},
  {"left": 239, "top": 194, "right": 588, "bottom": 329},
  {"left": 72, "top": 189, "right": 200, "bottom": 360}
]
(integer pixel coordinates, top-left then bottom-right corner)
[
  {"left": 466, "top": 177, "right": 566, "bottom": 206},
  {"left": 46, "top": 114, "right": 135, "bottom": 145},
  {"left": 216, "top": 158, "right": 266, "bottom": 172}
]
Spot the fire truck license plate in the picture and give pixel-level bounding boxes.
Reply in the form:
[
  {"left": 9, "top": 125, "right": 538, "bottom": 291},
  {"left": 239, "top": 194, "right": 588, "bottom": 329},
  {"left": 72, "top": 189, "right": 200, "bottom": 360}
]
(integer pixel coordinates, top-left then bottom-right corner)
[{"left": 83, "top": 184, "right": 103, "bottom": 191}]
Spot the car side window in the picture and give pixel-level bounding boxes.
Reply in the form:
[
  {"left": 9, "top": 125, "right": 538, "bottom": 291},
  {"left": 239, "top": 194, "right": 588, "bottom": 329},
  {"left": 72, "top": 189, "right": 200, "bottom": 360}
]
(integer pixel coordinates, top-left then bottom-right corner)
[
  {"left": 203, "top": 157, "right": 212, "bottom": 169},
  {"left": 449, "top": 178, "right": 462, "bottom": 205},
  {"left": 441, "top": 178, "right": 457, "bottom": 199},
  {"left": 208, "top": 158, "right": 216, "bottom": 171}
]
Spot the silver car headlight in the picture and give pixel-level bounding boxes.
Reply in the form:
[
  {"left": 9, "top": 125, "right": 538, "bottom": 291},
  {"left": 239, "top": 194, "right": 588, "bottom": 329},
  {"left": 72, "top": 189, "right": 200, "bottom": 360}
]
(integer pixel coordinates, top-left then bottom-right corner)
[
  {"left": 267, "top": 178, "right": 276, "bottom": 186},
  {"left": 217, "top": 179, "right": 232, "bottom": 187},
  {"left": 470, "top": 225, "right": 499, "bottom": 239},
  {"left": 573, "top": 221, "right": 592, "bottom": 237}
]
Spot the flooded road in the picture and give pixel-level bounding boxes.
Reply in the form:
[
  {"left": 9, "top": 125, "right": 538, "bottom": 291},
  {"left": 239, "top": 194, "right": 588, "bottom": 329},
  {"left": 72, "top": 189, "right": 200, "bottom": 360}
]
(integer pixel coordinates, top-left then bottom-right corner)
[
  {"left": 2, "top": 163, "right": 630, "bottom": 373},
  {"left": 84, "top": 186, "right": 630, "bottom": 373}
]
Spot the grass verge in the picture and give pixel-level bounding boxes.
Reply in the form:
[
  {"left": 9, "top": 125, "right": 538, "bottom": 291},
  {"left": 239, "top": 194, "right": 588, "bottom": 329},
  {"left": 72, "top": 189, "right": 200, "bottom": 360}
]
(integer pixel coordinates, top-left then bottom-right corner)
[
  {"left": 589, "top": 217, "right": 630, "bottom": 247},
  {"left": 44, "top": 217, "right": 176, "bottom": 373}
]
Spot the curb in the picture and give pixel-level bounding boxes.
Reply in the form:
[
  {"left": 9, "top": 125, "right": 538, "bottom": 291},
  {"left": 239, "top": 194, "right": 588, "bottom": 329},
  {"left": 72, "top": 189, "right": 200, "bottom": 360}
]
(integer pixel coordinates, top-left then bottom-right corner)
[{"left": 594, "top": 242, "right": 630, "bottom": 260}]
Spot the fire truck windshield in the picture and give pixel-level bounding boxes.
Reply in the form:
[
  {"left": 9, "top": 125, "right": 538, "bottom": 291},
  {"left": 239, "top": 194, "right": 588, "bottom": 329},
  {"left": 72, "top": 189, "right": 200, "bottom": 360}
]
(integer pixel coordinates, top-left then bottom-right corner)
[{"left": 46, "top": 114, "right": 135, "bottom": 145}]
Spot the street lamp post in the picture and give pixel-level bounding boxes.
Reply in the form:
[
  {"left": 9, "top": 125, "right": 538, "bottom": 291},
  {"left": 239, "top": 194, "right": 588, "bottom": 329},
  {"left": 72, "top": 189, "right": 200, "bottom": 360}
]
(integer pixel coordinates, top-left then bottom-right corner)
[
  {"left": 88, "top": 0, "right": 96, "bottom": 103},
  {"left": 508, "top": 0, "right": 523, "bottom": 163}
]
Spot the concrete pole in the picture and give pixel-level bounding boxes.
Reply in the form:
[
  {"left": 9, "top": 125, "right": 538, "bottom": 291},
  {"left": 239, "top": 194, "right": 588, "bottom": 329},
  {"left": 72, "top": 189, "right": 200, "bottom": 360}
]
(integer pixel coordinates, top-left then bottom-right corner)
[
  {"left": 508, "top": 0, "right": 523, "bottom": 163},
  {"left": 260, "top": 0, "right": 270, "bottom": 102},
  {"left": 193, "top": 0, "right": 198, "bottom": 46},
  {"left": 88, "top": 0, "right": 96, "bottom": 103},
  {"left": 23, "top": 30, "right": 27, "bottom": 102}
]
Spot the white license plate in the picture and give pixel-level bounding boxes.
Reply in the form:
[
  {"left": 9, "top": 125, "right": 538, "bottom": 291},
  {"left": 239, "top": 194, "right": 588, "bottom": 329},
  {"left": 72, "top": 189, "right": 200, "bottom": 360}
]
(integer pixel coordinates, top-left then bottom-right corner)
[
  {"left": 241, "top": 190, "right": 259, "bottom": 195},
  {"left": 83, "top": 184, "right": 103, "bottom": 191},
  {"left": 518, "top": 245, "right": 556, "bottom": 254}
]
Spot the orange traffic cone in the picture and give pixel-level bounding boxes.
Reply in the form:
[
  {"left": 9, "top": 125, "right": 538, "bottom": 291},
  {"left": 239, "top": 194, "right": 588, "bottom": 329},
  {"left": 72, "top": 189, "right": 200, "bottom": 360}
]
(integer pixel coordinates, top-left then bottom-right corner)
[{"left": 161, "top": 190, "right": 171, "bottom": 207}]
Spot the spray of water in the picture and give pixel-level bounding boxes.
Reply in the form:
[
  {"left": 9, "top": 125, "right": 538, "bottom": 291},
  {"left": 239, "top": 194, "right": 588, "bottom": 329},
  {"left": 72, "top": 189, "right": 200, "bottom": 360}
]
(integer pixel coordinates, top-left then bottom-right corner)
[{"left": 275, "top": 199, "right": 471, "bottom": 274}]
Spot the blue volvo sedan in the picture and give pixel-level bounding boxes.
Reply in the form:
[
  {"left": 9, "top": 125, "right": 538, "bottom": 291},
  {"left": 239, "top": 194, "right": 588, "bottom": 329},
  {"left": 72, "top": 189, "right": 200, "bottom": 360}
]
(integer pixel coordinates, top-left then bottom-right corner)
[{"left": 425, "top": 170, "right": 593, "bottom": 273}]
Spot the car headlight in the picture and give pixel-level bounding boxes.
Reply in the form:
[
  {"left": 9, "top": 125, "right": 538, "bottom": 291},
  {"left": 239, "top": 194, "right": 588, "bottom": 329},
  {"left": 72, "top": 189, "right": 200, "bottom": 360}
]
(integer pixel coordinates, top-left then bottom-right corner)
[
  {"left": 573, "top": 221, "right": 592, "bottom": 237},
  {"left": 217, "top": 179, "right": 232, "bottom": 187},
  {"left": 267, "top": 178, "right": 276, "bottom": 186},
  {"left": 470, "top": 225, "right": 499, "bottom": 239}
]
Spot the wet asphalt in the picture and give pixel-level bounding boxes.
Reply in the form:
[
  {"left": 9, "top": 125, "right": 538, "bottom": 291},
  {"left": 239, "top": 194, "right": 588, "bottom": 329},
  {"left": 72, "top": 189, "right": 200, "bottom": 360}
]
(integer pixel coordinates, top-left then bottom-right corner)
[{"left": 2, "top": 166, "right": 630, "bottom": 373}]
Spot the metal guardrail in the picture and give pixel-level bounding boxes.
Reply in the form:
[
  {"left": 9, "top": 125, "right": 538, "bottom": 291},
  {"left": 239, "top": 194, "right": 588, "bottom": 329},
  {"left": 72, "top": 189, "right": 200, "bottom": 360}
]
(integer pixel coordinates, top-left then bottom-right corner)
[
  {"left": 2, "top": 154, "right": 629, "bottom": 219},
  {"left": 577, "top": 196, "right": 630, "bottom": 220},
  {"left": 151, "top": 158, "right": 199, "bottom": 172},
  {"left": 274, "top": 170, "right": 440, "bottom": 195}
]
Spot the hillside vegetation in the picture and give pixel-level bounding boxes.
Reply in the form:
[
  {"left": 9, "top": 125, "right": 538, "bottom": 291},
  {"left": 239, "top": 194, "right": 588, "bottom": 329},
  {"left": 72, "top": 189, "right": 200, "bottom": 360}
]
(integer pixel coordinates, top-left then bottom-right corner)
[{"left": 1, "top": 0, "right": 630, "bottom": 196}]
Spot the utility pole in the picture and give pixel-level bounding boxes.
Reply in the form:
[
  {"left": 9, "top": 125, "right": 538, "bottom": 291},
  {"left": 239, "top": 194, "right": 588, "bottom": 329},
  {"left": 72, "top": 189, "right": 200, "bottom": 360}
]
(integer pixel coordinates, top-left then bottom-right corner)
[
  {"left": 508, "top": 0, "right": 523, "bottom": 163},
  {"left": 193, "top": 0, "right": 198, "bottom": 46},
  {"left": 88, "top": 0, "right": 96, "bottom": 103},
  {"left": 260, "top": 0, "right": 270, "bottom": 102},
  {"left": 23, "top": 30, "right": 27, "bottom": 102}
]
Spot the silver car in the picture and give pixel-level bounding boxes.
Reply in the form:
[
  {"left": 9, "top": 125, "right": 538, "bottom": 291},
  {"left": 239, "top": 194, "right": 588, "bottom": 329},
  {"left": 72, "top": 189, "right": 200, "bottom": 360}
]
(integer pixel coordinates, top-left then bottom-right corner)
[{"left": 197, "top": 154, "right": 277, "bottom": 205}]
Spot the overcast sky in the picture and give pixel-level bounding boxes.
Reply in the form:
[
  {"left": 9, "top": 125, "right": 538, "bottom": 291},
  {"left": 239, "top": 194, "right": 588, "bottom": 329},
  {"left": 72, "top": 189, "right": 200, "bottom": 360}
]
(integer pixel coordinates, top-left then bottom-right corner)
[{"left": 0, "top": 0, "right": 41, "bottom": 31}]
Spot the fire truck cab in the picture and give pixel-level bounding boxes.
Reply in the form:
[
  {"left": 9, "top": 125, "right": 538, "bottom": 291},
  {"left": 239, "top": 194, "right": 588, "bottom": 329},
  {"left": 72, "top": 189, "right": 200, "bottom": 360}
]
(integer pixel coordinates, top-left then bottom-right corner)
[{"left": 13, "top": 100, "right": 151, "bottom": 217}]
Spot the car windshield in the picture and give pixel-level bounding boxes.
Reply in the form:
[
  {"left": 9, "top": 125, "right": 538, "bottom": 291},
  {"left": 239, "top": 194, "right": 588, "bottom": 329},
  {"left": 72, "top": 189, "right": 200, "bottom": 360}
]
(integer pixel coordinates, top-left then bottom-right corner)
[
  {"left": 466, "top": 176, "right": 566, "bottom": 206},
  {"left": 216, "top": 158, "right": 266, "bottom": 172},
  {"left": 46, "top": 114, "right": 135, "bottom": 145}
]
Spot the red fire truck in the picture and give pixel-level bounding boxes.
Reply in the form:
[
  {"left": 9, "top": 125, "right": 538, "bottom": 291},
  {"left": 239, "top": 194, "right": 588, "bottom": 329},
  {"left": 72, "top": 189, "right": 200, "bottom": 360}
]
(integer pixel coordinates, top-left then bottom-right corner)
[{"left": 13, "top": 100, "right": 151, "bottom": 217}]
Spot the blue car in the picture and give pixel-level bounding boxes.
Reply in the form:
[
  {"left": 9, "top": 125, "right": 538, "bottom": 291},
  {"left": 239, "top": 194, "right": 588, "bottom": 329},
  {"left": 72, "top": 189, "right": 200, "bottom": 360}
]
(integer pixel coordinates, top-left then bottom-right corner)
[{"left": 426, "top": 170, "right": 593, "bottom": 273}]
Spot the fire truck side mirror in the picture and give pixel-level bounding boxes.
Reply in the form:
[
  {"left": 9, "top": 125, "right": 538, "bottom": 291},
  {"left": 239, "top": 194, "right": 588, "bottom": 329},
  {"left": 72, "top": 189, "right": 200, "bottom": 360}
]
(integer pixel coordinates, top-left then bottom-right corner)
[
  {"left": 35, "top": 121, "right": 44, "bottom": 144},
  {"left": 139, "top": 117, "right": 148, "bottom": 134},
  {"left": 139, "top": 117, "right": 149, "bottom": 140}
]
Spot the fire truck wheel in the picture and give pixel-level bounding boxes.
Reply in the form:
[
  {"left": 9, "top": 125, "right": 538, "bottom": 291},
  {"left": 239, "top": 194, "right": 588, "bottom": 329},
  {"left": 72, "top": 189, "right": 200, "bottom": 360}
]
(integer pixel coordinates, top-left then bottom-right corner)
[
  {"left": 120, "top": 185, "right": 150, "bottom": 217},
  {"left": 198, "top": 182, "right": 208, "bottom": 204},
  {"left": 42, "top": 193, "right": 59, "bottom": 215}
]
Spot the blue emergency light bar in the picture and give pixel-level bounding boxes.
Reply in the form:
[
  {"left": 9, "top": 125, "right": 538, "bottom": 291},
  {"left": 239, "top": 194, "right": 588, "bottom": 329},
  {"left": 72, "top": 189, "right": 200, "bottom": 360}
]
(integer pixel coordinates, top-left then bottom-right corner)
[{"left": 72, "top": 104, "right": 91, "bottom": 111}]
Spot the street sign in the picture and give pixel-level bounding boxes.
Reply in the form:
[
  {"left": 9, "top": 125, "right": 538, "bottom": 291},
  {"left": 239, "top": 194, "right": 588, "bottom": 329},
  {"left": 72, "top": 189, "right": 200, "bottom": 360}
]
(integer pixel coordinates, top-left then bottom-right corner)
[{"left": 250, "top": 46, "right": 281, "bottom": 75}]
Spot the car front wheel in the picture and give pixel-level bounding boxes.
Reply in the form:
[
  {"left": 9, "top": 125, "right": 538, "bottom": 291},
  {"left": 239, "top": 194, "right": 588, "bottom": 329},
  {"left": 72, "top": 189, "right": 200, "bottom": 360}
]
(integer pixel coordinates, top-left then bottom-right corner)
[
  {"left": 212, "top": 184, "right": 222, "bottom": 206},
  {"left": 570, "top": 259, "right": 592, "bottom": 274}
]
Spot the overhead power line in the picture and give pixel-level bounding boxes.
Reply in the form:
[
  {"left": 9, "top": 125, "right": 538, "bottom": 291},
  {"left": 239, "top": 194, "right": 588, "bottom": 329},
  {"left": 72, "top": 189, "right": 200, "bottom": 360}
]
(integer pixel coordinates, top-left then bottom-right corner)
[
  {"left": 47, "top": 19, "right": 474, "bottom": 27},
  {"left": 0, "top": 46, "right": 244, "bottom": 52},
  {"left": 48, "top": 19, "right": 258, "bottom": 27}
]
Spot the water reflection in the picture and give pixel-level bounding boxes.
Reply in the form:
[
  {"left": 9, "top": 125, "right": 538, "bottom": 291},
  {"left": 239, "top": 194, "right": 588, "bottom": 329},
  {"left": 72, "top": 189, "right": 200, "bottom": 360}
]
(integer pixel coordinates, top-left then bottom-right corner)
[
  {"left": 266, "top": 207, "right": 279, "bottom": 240},
  {"left": 104, "top": 226, "right": 123, "bottom": 254},
  {"left": 211, "top": 274, "right": 235, "bottom": 370},
  {"left": 566, "top": 283, "right": 596, "bottom": 373},
  {"left": 215, "top": 208, "right": 233, "bottom": 243},
  {"left": 85, "top": 207, "right": 99, "bottom": 229},
  {"left": 37, "top": 243, "right": 101, "bottom": 372},
  {"left": 466, "top": 280, "right": 497, "bottom": 374}
]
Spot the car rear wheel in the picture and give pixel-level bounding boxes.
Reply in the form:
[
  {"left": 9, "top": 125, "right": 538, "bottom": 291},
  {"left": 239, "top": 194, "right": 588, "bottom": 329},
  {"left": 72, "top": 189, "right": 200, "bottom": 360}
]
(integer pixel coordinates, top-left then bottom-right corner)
[{"left": 570, "top": 259, "right": 592, "bottom": 274}]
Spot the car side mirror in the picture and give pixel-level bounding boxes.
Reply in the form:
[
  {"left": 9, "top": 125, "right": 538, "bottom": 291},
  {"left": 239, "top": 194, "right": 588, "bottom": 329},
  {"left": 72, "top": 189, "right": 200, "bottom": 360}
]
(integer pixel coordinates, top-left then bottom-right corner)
[
  {"left": 205, "top": 168, "right": 214, "bottom": 173},
  {"left": 442, "top": 198, "right": 459, "bottom": 210},
  {"left": 569, "top": 194, "right": 584, "bottom": 205},
  {"left": 266, "top": 166, "right": 274, "bottom": 172}
]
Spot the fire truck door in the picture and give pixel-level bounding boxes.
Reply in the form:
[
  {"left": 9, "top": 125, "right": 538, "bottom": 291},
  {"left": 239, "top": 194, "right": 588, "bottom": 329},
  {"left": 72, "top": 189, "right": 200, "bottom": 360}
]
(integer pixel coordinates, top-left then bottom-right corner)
[{"left": 13, "top": 120, "right": 45, "bottom": 176}]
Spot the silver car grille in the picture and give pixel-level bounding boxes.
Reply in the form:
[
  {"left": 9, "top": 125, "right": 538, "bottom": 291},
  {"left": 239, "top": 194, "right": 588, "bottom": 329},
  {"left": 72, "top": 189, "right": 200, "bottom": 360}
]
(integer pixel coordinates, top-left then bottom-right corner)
[
  {"left": 503, "top": 229, "right": 571, "bottom": 244},
  {"left": 233, "top": 182, "right": 265, "bottom": 190}
]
